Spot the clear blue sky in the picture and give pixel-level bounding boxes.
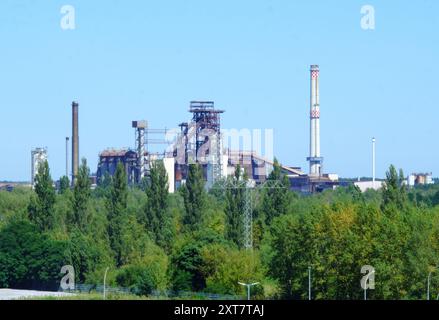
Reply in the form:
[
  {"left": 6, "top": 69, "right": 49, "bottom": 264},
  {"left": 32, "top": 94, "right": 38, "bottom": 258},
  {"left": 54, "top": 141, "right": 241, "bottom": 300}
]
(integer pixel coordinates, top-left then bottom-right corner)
[{"left": 0, "top": 0, "right": 438, "bottom": 181}]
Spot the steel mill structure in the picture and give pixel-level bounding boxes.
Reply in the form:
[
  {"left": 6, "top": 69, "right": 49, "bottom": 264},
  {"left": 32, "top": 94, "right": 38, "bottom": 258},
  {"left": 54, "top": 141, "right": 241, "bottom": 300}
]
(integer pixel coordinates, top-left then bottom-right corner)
[
  {"left": 132, "top": 120, "right": 148, "bottom": 182},
  {"left": 188, "top": 101, "right": 224, "bottom": 188},
  {"left": 92, "top": 65, "right": 339, "bottom": 194},
  {"left": 96, "top": 149, "right": 139, "bottom": 186},
  {"left": 25, "top": 64, "right": 436, "bottom": 197}
]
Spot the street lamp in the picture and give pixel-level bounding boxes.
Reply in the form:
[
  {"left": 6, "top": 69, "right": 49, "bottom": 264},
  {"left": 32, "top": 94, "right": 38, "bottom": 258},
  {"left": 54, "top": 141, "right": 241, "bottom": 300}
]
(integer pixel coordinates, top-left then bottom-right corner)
[
  {"left": 238, "top": 282, "right": 260, "bottom": 301},
  {"left": 427, "top": 267, "right": 439, "bottom": 300},
  {"left": 308, "top": 266, "right": 312, "bottom": 300}
]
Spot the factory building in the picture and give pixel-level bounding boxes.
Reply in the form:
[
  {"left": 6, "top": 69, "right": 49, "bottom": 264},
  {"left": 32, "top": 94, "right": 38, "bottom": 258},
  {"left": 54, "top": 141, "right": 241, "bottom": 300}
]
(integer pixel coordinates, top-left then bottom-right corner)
[
  {"left": 173, "top": 101, "right": 225, "bottom": 189},
  {"left": 96, "top": 149, "right": 140, "bottom": 186},
  {"left": 225, "top": 151, "right": 271, "bottom": 183},
  {"left": 31, "top": 147, "right": 48, "bottom": 188},
  {"left": 94, "top": 65, "right": 338, "bottom": 194},
  {"left": 354, "top": 180, "right": 383, "bottom": 192},
  {"left": 407, "top": 173, "right": 434, "bottom": 187}
]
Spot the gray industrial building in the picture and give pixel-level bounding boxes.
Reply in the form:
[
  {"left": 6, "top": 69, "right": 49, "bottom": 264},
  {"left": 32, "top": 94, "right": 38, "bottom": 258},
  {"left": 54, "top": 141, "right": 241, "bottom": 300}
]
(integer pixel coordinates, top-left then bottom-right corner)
[{"left": 96, "top": 149, "right": 140, "bottom": 186}]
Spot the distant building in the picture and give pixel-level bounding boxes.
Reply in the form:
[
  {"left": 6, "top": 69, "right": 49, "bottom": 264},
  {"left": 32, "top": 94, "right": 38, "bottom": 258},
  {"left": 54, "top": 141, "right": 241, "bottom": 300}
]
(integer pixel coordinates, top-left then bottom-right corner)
[
  {"left": 0, "top": 183, "right": 15, "bottom": 192},
  {"left": 95, "top": 94, "right": 341, "bottom": 194},
  {"left": 354, "top": 180, "right": 383, "bottom": 192},
  {"left": 223, "top": 151, "right": 339, "bottom": 194},
  {"left": 225, "top": 151, "right": 272, "bottom": 184},
  {"left": 289, "top": 173, "right": 339, "bottom": 194},
  {"left": 0, "top": 182, "right": 31, "bottom": 192},
  {"left": 96, "top": 149, "right": 139, "bottom": 186},
  {"left": 31, "top": 148, "right": 48, "bottom": 188},
  {"left": 407, "top": 173, "right": 434, "bottom": 187}
]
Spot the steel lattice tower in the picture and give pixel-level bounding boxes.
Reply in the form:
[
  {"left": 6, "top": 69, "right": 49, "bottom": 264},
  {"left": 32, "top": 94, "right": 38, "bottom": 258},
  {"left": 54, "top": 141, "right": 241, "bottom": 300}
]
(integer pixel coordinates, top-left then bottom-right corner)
[
  {"left": 215, "top": 179, "right": 287, "bottom": 250},
  {"left": 132, "top": 120, "right": 148, "bottom": 183},
  {"left": 189, "top": 101, "right": 224, "bottom": 186}
]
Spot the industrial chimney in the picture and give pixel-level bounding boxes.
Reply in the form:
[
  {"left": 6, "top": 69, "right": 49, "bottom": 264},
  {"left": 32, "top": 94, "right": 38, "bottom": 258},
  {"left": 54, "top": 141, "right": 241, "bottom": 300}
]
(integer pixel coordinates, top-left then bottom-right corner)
[
  {"left": 307, "top": 65, "right": 323, "bottom": 176},
  {"left": 72, "top": 101, "right": 79, "bottom": 184},
  {"left": 66, "top": 136, "right": 69, "bottom": 178}
]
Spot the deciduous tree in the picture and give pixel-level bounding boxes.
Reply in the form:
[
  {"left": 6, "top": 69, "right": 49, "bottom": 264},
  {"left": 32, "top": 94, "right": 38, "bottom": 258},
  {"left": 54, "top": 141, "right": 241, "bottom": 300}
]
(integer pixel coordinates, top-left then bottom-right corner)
[{"left": 28, "top": 160, "right": 56, "bottom": 231}]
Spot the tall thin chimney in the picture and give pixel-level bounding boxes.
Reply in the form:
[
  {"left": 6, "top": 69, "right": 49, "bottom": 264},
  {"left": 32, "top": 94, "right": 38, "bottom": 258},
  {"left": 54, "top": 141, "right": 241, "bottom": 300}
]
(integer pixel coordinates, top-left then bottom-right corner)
[
  {"left": 307, "top": 65, "right": 323, "bottom": 176},
  {"left": 372, "top": 137, "right": 376, "bottom": 188},
  {"left": 66, "top": 137, "right": 70, "bottom": 178},
  {"left": 72, "top": 101, "right": 79, "bottom": 184}
]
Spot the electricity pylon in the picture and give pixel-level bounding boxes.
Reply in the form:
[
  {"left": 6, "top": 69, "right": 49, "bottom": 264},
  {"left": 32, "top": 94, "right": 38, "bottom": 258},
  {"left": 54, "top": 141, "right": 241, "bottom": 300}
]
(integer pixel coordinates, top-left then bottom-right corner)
[{"left": 214, "top": 178, "right": 288, "bottom": 250}]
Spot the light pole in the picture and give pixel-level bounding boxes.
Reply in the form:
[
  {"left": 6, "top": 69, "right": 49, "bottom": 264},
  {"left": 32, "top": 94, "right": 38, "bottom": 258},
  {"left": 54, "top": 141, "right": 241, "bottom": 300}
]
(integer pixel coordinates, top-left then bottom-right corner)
[
  {"left": 372, "top": 137, "right": 376, "bottom": 189},
  {"left": 308, "top": 266, "right": 312, "bottom": 300},
  {"left": 427, "top": 267, "right": 439, "bottom": 300},
  {"left": 103, "top": 267, "right": 109, "bottom": 300},
  {"left": 238, "top": 282, "right": 260, "bottom": 301}
]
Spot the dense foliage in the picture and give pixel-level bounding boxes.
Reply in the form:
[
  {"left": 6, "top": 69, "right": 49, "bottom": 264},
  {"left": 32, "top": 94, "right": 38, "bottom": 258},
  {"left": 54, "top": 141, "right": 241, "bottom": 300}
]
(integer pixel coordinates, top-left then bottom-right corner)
[{"left": 1, "top": 159, "right": 439, "bottom": 300}]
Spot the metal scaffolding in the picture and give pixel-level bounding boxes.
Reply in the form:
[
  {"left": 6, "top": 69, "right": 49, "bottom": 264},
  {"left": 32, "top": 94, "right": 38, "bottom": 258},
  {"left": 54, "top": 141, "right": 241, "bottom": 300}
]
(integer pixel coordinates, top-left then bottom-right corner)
[
  {"left": 132, "top": 121, "right": 148, "bottom": 182},
  {"left": 189, "top": 101, "right": 224, "bottom": 186}
]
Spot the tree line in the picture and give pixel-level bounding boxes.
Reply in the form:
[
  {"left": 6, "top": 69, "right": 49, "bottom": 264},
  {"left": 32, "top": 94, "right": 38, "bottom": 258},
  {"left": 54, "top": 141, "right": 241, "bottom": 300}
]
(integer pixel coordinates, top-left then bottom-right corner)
[{"left": 1, "top": 159, "right": 439, "bottom": 299}]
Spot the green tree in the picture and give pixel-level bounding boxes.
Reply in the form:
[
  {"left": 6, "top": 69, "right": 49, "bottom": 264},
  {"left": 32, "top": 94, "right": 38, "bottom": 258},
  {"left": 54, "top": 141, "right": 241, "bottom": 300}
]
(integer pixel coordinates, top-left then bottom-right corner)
[
  {"left": 171, "top": 242, "right": 206, "bottom": 292},
  {"left": 67, "top": 227, "right": 109, "bottom": 283},
  {"left": 181, "top": 164, "right": 206, "bottom": 232},
  {"left": 28, "top": 160, "right": 56, "bottom": 231},
  {"left": 170, "top": 230, "right": 228, "bottom": 292},
  {"left": 0, "top": 220, "right": 69, "bottom": 290},
  {"left": 261, "top": 158, "right": 290, "bottom": 225},
  {"left": 268, "top": 212, "right": 313, "bottom": 299},
  {"left": 59, "top": 176, "right": 70, "bottom": 195},
  {"left": 432, "top": 190, "right": 439, "bottom": 207},
  {"left": 71, "top": 158, "right": 91, "bottom": 231},
  {"left": 116, "top": 243, "right": 169, "bottom": 295},
  {"left": 382, "top": 165, "right": 407, "bottom": 211},
  {"left": 200, "top": 244, "right": 264, "bottom": 297},
  {"left": 224, "top": 165, "right": 246, "bottom": 247},
  {"left": 94, "top": 171, "right": 112, "bottom": 198},
  {"left": 106, "top": 162, "right": 129, "bottom": 266},
  {"left": 144, "top": 161, "right": 170, "bottom": 247}
]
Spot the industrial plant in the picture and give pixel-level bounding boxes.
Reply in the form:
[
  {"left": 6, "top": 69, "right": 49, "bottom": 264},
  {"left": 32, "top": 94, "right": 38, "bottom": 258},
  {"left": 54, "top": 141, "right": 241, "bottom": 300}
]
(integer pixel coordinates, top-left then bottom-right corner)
[
  {"left": 45, "top": 65, "right": 338, "bottom": 194},
  {"left": 29, "top": 65, "right": 431, "bottom": 194}
]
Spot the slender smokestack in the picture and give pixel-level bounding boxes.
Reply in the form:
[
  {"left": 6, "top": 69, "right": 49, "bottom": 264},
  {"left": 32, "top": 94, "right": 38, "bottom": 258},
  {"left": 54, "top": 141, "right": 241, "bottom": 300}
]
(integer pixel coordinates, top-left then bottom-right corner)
[
  {"left": 308, "top": 65, "right": 323, "bottom": 176},
  {"left": 372, "top": 137, "right": 376, "bottom": 188},
  {"left": 66, "top": 137, "right": 70, "bottom": 178},
  {"left": 72, "top": 101, "right": 79, "bottom": 184}
]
